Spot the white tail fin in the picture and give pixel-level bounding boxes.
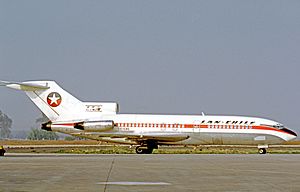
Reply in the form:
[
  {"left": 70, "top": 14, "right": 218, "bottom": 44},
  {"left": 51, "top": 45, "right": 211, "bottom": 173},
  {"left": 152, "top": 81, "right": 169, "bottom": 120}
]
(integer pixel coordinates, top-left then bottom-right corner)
[{"left": 1, "top": 80, "right": 83, "bottom": 121}]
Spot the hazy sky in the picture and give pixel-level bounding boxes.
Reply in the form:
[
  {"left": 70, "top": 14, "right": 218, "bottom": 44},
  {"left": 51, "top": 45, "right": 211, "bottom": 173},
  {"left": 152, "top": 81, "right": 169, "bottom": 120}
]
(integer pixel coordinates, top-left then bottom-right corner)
[{"left": 1, "top": 1, "right": 300, "bottom": 136}]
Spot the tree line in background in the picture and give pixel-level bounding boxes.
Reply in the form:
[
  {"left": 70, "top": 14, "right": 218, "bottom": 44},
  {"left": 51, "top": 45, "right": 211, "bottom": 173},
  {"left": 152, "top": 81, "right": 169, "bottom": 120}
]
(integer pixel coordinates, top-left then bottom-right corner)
[
  {"left": 27, "top": 113, "right": 59, "bottom": 140},
  {"left": 27, "top": 128, "right": 59, "bottom": 140},
  {"left": 0, "top": 110, "right": 61, "bottom": 140},
  {"left": 0, "top": 110, "right": 12, "bottom": 138}
]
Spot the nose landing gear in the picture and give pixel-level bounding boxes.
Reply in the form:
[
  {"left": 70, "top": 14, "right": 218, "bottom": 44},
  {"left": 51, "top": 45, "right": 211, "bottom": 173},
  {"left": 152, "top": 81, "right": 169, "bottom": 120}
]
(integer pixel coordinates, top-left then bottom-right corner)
[
  {"left": 258, "top": 148, "right": 267, "bottom": 154},
  {"left": 258, "top": 145, "right": 268, "bottom": 154}
]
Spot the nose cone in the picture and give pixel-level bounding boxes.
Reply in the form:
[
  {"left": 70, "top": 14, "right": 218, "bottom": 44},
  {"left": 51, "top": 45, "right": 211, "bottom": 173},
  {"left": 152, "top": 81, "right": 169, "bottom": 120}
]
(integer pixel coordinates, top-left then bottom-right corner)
[{"left": 281, "top": 128, "right": 297, "bottom": 141}]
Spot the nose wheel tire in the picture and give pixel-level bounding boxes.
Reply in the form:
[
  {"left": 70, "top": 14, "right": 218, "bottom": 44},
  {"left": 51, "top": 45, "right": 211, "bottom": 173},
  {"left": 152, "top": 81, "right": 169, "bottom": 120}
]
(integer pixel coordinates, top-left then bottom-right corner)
[
  {"left": 258, "top": 148, "right": 267, "bottom": 154},
  {"left": 0, "top": 146, "right": 5, "bottom": 156}
]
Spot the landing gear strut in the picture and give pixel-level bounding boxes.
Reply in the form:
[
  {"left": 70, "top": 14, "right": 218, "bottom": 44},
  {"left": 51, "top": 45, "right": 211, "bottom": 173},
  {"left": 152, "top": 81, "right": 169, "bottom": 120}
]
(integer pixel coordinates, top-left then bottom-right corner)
[{"left": 135, "top": 140, "right": 158, "bottom": 154}]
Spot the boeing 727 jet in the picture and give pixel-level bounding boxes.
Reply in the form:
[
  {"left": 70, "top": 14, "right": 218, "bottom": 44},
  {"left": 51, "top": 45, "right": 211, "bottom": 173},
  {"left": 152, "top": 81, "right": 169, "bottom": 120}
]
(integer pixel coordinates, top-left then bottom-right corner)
[{"left": 0, "top": 80, "right": 297, "bottom": 154}]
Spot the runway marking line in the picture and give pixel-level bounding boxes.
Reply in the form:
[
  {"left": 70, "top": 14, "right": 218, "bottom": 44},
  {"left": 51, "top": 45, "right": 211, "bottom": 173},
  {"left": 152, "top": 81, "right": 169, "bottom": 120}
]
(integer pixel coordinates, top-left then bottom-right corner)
[{"left": 97, "top": 181, "right": 171, "bottom": 186}]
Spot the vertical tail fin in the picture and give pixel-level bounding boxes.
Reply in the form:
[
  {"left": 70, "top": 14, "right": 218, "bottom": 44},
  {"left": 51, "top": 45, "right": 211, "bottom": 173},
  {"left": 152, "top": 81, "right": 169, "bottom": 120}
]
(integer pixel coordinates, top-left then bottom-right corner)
[{"left": 1, "top": 80, "right": 83, "bottom": 121}]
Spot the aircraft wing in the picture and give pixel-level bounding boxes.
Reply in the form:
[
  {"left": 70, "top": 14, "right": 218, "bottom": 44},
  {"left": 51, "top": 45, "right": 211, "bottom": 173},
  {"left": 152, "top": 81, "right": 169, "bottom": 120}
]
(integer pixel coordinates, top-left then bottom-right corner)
[{"left": 73, "top": 132, "right": 190, "bottom": 143}]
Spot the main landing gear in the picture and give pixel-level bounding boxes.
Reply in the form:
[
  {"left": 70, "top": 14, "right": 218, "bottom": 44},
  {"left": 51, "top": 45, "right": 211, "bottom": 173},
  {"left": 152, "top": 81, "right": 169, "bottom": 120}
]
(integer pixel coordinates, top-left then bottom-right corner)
[{"left": 135, "top": 140, "right": 158, "bottom": 154}]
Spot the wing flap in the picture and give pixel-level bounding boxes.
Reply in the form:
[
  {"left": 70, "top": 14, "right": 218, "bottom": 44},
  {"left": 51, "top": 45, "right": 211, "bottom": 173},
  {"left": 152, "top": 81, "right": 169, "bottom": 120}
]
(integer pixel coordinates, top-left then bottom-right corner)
[{"left": 74, "top": 132, "right": 190, "bottom": 142}]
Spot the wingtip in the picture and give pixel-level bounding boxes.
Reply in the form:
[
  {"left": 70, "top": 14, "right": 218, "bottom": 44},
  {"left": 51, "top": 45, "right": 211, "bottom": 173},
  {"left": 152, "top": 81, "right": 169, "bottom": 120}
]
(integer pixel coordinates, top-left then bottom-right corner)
[{"left": 0, "top": 80, "right": 12, "bottom": 86}]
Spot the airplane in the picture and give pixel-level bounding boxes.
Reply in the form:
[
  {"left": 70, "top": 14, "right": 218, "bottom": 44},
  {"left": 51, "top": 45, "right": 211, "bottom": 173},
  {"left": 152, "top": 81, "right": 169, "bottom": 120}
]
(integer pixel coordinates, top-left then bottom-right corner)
[{"left": 0, "top": 80, "right": 297, "bottom": 154}]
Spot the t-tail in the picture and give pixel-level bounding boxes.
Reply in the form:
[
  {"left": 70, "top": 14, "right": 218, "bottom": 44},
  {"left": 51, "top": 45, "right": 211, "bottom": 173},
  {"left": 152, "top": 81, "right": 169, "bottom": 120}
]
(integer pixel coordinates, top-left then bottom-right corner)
[{"left": 0, "top": 80, "right": 119, "bottom": 122}]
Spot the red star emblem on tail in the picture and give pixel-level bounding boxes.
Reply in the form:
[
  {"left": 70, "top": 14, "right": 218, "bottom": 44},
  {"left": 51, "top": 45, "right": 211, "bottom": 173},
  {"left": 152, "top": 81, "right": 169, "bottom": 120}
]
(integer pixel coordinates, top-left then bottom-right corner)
[{"left": 47, "top": 92, "right": 62, "bottom": 107}]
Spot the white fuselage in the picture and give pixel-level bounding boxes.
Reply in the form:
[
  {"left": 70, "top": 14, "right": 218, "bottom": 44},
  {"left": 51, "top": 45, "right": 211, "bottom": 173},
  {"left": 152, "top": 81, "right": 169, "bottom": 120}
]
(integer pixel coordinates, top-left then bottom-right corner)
[
  {"left": 53, "top": 113, "right": 297, "bottom": 146},
  {"left": 107, "top": 114, "right": 295, "bottom": 145}
]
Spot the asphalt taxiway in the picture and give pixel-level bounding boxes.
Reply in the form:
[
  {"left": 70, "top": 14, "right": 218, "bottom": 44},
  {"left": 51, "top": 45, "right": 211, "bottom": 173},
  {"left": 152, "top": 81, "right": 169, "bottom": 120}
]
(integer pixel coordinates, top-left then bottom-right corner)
[{"left": 0, "top": 154, "right": 300, "bottom": 192}]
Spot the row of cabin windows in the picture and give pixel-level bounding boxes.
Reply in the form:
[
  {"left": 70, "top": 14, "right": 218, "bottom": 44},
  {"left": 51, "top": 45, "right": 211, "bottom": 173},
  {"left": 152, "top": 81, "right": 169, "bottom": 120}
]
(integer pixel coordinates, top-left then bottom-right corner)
[
  {"left": 118, "top": 123, "right": 184, "bottom": 128},
  {"left": 117, "top": 123, "right": 253, "bottom": 129},
  {"left": 208, "top": 124, "right": 252, "bottom": 129}
]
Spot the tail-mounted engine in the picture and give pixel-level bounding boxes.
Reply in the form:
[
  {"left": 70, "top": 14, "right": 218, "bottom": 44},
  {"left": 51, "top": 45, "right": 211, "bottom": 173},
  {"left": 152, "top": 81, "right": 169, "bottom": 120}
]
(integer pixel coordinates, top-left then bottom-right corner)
[{"left": 74, "top": 120, "right": 114, "bottom": 132}]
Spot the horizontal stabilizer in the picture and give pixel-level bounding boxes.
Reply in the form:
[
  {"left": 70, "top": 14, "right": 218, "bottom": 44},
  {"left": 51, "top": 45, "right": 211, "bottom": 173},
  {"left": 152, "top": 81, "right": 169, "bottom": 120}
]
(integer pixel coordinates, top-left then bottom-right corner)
[{"left": 0, "top": 80, "right": 49, "bottom": 91}]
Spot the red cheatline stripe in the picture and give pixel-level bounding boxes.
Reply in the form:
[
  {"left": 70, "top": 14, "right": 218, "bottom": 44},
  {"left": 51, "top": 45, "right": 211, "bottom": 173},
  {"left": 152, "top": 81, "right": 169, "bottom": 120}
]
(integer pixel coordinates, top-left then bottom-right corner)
[
  {"left": 52, "top": 123, "right": 75, "bottom": 126},
  {"left": 135, "top": 123, "right": 292, "bottom": 135},
  {"left": 53, "top": 122, "right": 295, "bottom": 136},
  {"left": 252, "top": 126, "right": 292, "bottom": 135}
]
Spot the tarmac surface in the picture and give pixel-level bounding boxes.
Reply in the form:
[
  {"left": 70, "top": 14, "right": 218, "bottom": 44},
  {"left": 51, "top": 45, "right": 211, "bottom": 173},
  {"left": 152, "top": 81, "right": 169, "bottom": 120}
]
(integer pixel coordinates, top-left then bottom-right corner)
[{"left": 0, "top": 154, "right": 300, "bottom": 192}]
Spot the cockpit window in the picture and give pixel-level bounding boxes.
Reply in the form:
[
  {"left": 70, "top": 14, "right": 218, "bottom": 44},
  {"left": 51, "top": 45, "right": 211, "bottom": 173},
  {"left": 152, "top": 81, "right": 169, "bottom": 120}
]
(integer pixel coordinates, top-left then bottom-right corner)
[
  {"left": 272, "top": 125, "right": 285, "bottom": 129},
  {"left": 261, "top": 124, "right": 285, "bottom": 129}
]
